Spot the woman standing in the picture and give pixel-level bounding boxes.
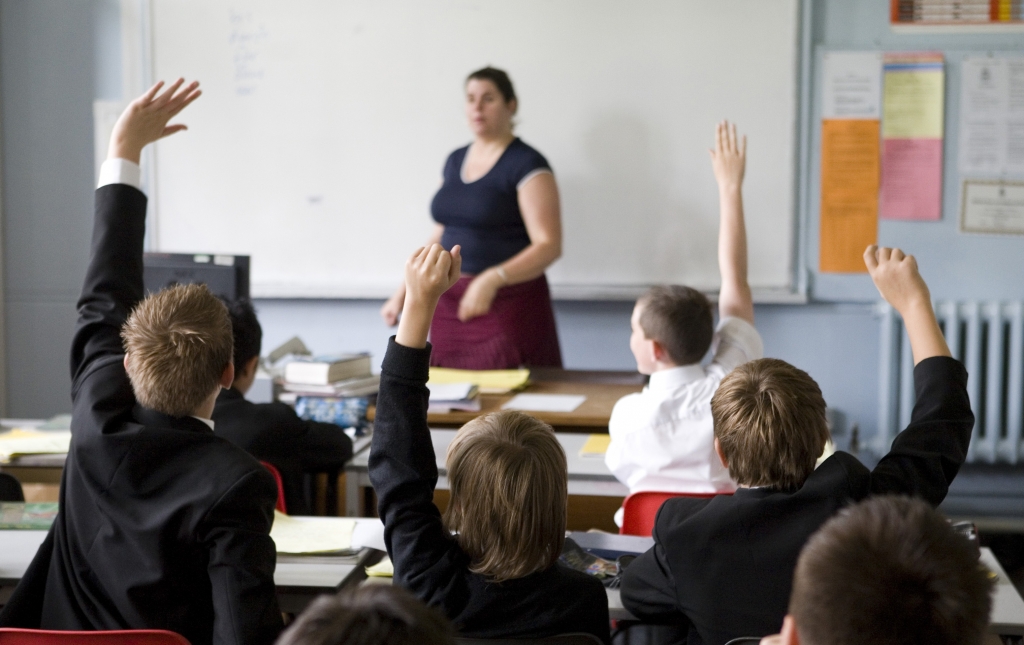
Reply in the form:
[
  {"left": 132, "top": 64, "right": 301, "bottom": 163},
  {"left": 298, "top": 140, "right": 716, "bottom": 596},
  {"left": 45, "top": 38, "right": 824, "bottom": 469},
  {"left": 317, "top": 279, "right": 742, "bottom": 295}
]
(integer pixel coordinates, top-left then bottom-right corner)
[{"left": 381, "top": 67, "right": 563, "bottom": 369}]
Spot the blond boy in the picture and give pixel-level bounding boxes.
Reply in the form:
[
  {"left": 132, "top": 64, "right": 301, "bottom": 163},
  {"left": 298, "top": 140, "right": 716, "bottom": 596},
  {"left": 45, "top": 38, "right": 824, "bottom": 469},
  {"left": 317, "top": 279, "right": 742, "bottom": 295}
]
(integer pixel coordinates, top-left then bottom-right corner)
[
  {"left": 606, "top": 122, "right": 762, "bottom": 515},
  {"left": 0, "top": 81, "right": 282, "bottom": 645}
]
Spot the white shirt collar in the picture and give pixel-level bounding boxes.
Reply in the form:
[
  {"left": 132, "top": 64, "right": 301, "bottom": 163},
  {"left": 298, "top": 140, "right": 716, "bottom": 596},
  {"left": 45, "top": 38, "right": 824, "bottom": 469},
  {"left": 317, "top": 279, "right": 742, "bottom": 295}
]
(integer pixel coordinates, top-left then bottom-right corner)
[
  {"left": 191, "top": 416, "right": 216, "bottom": 431},
  {"left": 647, "top": 364, "right": 707, "bottom": 392}
]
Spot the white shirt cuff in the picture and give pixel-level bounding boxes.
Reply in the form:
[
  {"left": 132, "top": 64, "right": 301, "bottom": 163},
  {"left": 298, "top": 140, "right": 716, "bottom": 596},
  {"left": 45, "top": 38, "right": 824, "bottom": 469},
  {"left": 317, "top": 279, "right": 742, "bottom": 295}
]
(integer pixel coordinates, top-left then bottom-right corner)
[{"left": 97, "top": 158, "right": 142, "bottom": 190}]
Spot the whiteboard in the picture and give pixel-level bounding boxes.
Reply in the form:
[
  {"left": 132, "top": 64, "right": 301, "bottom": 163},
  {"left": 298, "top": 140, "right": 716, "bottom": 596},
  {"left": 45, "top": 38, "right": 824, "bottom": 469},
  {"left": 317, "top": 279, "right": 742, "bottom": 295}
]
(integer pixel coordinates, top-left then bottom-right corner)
[{"left": 149, "top": 0, "right": 799, "bottom": 298}]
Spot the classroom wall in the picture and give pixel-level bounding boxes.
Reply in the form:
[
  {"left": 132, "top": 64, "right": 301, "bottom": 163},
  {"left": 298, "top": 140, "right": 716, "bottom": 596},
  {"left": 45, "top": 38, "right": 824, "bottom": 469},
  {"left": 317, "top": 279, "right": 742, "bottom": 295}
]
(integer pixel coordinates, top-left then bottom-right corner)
[{"left": 1, "top": 0, "right": 1020, "bottom": 455}]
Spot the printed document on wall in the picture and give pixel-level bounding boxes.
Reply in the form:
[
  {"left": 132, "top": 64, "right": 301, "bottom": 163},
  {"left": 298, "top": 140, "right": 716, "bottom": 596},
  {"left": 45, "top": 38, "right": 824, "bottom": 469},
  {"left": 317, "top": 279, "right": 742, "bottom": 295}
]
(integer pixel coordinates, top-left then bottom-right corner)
[
  {"left": 822, "top": 51, "right": 882, "bottom": 119},
  {"left": 959, "top": 57, "right": 1024, "bottom": 177}
]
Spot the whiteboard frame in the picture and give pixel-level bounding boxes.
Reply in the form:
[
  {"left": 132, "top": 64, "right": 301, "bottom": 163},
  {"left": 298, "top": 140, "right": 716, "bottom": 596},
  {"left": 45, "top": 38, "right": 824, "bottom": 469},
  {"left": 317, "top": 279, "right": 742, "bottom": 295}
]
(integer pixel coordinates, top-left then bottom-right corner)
[{"left": 128, "top": 0, "right": 813, "bottom": 303}]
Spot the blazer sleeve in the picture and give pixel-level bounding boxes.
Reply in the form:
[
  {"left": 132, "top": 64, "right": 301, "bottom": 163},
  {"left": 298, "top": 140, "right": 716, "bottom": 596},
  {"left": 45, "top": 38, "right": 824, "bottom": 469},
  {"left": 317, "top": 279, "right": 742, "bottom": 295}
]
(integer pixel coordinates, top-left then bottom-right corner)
[
  {"left": 252, "top": 403, "right": 354, "bottom": 472},
  {"left": 70, "top": 184, "right": 147, "bottom": 400},
  {"left": 199, "top": 468, "right": 283, "bottom": 645},
  {"left": 619, "top": 507, "right": 691, "bottom": 626},
  {"left": 368, "top": 338, "right": 468, "bottom": 608},
  {"left": 869, "top": 356, "right": 974, "bottom": 505}
]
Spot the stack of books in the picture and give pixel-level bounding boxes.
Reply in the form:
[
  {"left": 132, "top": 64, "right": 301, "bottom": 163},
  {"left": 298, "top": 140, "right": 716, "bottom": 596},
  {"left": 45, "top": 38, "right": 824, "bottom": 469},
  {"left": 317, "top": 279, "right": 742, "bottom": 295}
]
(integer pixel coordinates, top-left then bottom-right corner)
[{"left": 278, "top": 353, "right": 376, "bottom": 431}]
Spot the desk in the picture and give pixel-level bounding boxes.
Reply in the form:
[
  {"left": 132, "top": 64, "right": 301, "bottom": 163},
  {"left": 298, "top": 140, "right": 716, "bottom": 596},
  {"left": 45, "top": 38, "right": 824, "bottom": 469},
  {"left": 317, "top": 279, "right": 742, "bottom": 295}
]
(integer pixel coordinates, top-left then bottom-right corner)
[
  {"left": 344, "top": 429, "right": 628, "bottom": 516},
  {"left": 367, "top": 369, "right": 645, "bottom": 433}
]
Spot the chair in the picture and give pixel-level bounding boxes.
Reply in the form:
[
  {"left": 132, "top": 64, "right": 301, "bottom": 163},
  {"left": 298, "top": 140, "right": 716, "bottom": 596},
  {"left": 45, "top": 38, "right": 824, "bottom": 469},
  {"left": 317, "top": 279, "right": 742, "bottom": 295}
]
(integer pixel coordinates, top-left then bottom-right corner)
[
  {"left": 0, "top": 473, "right": 25, "bottom": 502},
  {"left": 0, "top": 628, "right": 190, "bottom": 644},
  {"left": 259, "top": 461, "right": 287, "bottom": 514},
  {"left": 455, "top": 635, "right": 603, "bottom": 645},
  {"left": 620, "top": 491, "right": 730, "bottom": 537}
]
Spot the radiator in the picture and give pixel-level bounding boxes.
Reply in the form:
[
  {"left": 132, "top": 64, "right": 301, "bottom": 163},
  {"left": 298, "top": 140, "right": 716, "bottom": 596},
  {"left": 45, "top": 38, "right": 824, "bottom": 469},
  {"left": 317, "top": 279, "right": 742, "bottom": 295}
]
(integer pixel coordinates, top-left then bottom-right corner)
[{"left": 876, "top": 301, "right": 1024, "bottom": 464}]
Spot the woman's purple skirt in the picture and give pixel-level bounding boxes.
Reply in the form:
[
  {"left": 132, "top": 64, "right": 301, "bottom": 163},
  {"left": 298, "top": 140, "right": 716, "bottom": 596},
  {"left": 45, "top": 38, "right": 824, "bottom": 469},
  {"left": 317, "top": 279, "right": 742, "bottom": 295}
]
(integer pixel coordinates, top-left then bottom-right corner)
[{"left": 429, "top": 274, "right": 563, "bottom": 369}]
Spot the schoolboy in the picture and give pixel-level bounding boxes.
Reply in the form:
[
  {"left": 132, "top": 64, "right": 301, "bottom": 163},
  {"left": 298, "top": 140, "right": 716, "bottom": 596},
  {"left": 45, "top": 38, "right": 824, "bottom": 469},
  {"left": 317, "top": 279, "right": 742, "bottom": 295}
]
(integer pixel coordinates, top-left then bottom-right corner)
[
  {"left": 275, "top": 585, "right": 456, "bottom": 645},
  {"left": 369, "top": 244, "right": 610, "bottom": 643},
  {"left": 0, "top": 81, "right": 283, "bottom": 645},
  {"left": 212, "top": 298, "right": 353, "bottom": 515},
  {"left": 761, "top": 495, "right": 993, "bottom": 645},
  {"left": 620, "top": 246, "right": 975, "bottom": 645},
  {"left": 605, "top": 122, "right": 762, "bottom": 513}
]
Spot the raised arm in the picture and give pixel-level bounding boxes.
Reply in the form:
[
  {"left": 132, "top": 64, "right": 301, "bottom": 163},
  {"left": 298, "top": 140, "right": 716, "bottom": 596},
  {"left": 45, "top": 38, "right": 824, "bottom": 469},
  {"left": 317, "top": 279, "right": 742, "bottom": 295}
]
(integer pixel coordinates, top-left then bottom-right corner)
[
  {"left": 71, "top": 79, "right": 201, "bottom": 389},
  {"left": 711, "top": 121, "right": 753, "bottom": 324}
]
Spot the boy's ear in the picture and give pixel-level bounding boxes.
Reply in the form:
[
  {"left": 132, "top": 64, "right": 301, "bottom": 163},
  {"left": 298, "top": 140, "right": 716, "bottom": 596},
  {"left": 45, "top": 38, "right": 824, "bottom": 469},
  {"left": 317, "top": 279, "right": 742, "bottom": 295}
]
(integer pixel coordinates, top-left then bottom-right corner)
[
  {"left": 714, "top": 438, "right": 729, "bottom": 469},
  {"left": 780, "top": 615, "right": 800, "bottom": 645},
  {"left": 123, "top": 354, "right": 131, "bottom": 374},
  {"left": 220, "top": 362, "right": 235, "bottom": 389},
  {"left": 650, "top": 339, "right": 668, "bottom": 363}
]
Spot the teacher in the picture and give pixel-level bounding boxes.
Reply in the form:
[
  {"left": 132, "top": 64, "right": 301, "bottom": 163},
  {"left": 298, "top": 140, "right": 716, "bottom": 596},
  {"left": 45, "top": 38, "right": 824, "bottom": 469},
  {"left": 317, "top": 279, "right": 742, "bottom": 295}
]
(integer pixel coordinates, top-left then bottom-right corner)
[{"left": 381, "top": 67, "right": 563, "bottom": 369}]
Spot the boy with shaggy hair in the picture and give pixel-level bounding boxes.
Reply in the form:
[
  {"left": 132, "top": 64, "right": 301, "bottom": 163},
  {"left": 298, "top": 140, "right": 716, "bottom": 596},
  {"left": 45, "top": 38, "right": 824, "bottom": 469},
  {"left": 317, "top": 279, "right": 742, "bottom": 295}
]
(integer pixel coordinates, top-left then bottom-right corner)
[
  {"left": 369, "top": 243, "right": 610, "bottom": 643},
  {"left": 0, "top": 81, "right": 283, "bottom": 645},
  {"left": 761, "top": 495, "right": 994, "bottom": 645},
  {"left": 605, "top": 122, "right": 762, "bottom": 514},
  {"left": 621, "top": 246, "right": 975, "bottom": 645}
]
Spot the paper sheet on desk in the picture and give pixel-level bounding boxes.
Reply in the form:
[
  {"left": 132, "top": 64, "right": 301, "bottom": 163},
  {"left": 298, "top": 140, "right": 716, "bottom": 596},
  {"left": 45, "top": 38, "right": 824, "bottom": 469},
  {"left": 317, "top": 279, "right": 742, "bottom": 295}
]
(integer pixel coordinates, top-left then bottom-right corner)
[
  {"left": 270, "top": 511, "right": 356, "bottom": 554},
  {"left": 502, "top": 393, "right": 586, "bottom": 413},
  {"left": 428, "top": 367, "right": 530, "bottom": 394},
  {"left": 0, "top": 430, "right": 72, "bottom": 463}
]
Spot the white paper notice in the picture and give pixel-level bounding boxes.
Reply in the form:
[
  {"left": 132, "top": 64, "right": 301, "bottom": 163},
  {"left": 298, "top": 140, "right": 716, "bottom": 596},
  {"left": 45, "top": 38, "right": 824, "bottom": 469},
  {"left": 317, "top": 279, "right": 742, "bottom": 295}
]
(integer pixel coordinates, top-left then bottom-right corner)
[
  {"left": 502, "top": 393, "right": 587, "bottom": 413},
  {"left": 822, "top": 51, "right": 883, "bottom": 119},
  {"left": 960, "top": 57, "right": 1024, "bottom": 176},
  {"left": 961, "top": 181, "right": 1024, "bottom": 235}
]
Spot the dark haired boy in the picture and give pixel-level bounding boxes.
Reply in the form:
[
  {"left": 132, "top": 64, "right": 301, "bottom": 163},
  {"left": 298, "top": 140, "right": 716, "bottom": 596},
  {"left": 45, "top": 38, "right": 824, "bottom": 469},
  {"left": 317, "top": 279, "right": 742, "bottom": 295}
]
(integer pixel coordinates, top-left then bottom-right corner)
[
  {"left": 606, "top": 122, "right": 761, "bottom": 518},
  {"left": 621, "top": 246, "right": 975, "bottom": 645},
  {"left": 762, "top": 495, "right": 993, "bottom": 645},
  {"left": 212, "top": 299, "right": 353, "bottom": 515}
]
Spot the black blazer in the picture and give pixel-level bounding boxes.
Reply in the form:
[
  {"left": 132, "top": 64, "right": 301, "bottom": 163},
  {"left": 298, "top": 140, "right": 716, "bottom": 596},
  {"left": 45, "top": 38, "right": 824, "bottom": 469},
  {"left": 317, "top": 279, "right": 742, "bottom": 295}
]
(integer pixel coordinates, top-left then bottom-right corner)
[
  {"left": 369, "top": 339, "right": 611, "bottom": 643},
  {"left": 0, "top": 184, "right": 283, "bottom": 645},
  {"left": 212, "top": 388, "right": 353, "bottom": 514},
  {"left": 620, "top": 356, "right": 974, "bottom": 645}
]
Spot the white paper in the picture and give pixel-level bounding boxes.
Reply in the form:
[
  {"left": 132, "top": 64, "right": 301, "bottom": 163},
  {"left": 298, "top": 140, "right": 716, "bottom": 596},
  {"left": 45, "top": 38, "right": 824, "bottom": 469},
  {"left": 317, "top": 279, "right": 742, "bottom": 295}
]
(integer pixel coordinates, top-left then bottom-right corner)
[
  {"left": 822, "top": 51, "right": 883, "bottom": 119},
  {"left": 270, "top": 511, "right": 356, "bottom": 554},
  {"left": 961, "top": 180, "right": 1024, "bottom": 235},
  {"left": 427, "top": 382, "right": 476, "bottom": 402},
  {"left": 960, "top": 57, "right": 1024, "bottom": 176},
  {"left": 501, "top": 393, "right": 587, "bottom": 413}
]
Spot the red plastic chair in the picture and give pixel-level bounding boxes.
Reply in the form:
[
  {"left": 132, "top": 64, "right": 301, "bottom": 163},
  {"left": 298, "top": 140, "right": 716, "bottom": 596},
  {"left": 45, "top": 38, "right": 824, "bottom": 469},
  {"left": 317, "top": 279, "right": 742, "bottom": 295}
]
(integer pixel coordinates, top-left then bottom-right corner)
[
  {"left": 0, "top": 629, "right": 190, "bottom": 644},
  {"left": 619, "top": 491, "right": 731, "bottom": 536},
  {"left": 259, "top": 461, "right": 288, "bottom": 514}
]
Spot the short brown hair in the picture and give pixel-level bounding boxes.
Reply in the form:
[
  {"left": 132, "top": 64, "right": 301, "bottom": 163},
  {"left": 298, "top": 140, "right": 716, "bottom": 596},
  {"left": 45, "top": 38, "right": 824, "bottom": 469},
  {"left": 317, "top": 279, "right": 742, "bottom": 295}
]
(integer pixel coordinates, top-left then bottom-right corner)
[
  {"left": 275, "top": 585, "right": 455, "bottom": 645},
  {"left": 443, "top": 410, "right": 567, "bottom": 582},
  {"left": 791, "top": 496, "right": 993, "bottom": 645},
  {"left": 637, "top": 286, "right": 713, "bottom": 365},
  {"left": 121, "top": 283, "right": 232, "bottom": 417},
  {"left": 711, "top": 358, "right": 828, "bottom": 489}
]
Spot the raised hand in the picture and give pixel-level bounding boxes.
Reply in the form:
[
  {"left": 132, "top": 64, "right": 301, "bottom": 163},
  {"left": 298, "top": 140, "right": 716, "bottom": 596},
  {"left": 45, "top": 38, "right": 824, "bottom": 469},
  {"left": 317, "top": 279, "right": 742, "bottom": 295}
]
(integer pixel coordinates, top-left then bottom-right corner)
[
  {"left": 396, "top": 244, "right": 462, "bottom": 349},
  {"left": 709, "top": 120, "right": 746, "bottom": 194},
  {"left": 108, "top": 78, "right": 202, "bottom": 164}
]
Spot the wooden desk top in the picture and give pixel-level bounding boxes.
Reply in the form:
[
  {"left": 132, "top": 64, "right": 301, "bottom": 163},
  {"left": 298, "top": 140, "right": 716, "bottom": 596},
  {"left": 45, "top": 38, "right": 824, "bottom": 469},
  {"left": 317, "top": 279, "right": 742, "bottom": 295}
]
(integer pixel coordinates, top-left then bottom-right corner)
[{"left": 367, "top": 368, "right": 645, "bottom": 432}]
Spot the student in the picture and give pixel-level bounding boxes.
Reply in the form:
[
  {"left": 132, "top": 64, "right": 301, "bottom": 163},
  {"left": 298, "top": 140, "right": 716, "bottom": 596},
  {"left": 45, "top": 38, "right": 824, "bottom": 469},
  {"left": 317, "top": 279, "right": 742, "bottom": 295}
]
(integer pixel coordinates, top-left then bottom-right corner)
[
  {"left": 0, "top": 81, "right": 283, "bottom": 645},
  {"left": 605, "top": 122, "right": 761, "bottom": 519},
  {"left": 275, "top": 585, "right": 456, "bottom": 645},
  {"left": 212, "top": 298, "right": 353, "bottom": 515},
  {"left": 760, "top": 495, "right": 994, "bottom": 645},
  {"left": 620, "top": 246, "right": 975, "bottom": 645},
  {"left": 369, "top": 243, "right": 610, "bottom": 643}
]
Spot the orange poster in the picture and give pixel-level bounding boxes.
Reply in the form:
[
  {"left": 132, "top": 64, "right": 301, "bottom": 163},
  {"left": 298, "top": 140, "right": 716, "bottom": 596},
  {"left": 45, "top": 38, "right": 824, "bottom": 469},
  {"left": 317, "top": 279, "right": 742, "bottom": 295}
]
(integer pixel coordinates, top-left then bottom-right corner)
[{"left": 819, "top": 119, "right": 880, "bottom": 273}]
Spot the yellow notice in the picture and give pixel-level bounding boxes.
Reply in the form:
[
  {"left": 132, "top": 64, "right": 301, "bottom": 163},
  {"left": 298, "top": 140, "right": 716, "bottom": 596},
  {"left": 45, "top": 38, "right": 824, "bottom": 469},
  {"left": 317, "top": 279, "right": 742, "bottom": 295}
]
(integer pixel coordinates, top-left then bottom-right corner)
[
  {"left": 882, "top": 55, "right": 945, "bottom": 139},
  {"left": 270, "top": 511, "right": 356, "bottom": 554},
  {"left": 428, "top": 367, "right": 530, "bottom": 394},
  {"left": 820, "top": 119, "right": 880, "bottom": 273},
  {"left": 579, "top": 434, "right": 611, "bottom": 458}
]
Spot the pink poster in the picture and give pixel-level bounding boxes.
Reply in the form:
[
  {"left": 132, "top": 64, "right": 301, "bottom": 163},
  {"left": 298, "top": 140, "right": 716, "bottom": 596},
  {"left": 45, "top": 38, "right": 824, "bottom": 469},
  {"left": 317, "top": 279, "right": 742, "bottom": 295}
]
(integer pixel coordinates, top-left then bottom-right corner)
[{"left": 879, "top": 138, "right": 943, "bottom": 221}]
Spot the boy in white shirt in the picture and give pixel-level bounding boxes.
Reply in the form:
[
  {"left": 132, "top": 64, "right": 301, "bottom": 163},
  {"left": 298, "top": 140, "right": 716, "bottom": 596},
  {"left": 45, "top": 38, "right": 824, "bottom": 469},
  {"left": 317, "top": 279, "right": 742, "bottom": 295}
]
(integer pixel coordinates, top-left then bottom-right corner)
[{"left": 606, "top": 121, "right": 763, "bottom": 523}]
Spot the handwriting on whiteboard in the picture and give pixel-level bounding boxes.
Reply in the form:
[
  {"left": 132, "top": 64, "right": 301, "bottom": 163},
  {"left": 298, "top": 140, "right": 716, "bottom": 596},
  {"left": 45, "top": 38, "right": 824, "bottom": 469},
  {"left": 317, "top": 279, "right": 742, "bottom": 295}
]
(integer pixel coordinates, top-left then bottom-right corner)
[{"left": 229, "top": 9, "right": 269, "bottom": 96}]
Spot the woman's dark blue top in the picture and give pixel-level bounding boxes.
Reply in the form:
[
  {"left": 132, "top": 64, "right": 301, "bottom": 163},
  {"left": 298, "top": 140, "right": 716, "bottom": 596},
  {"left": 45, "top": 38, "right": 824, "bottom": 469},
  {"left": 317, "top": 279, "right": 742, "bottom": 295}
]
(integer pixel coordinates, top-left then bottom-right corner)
[{"left": 431, "top": 138, "right": 551, "bottom": 275}]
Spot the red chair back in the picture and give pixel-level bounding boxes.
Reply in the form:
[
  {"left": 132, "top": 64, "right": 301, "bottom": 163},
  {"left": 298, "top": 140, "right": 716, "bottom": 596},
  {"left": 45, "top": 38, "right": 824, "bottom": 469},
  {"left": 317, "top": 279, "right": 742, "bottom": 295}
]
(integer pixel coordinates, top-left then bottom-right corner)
[
  {"left": 620, "top": 491, "right": 731, "bottom": 536},
  {"left": 259, "top": 461, "right": 288, "bottom": 514},
  {"left": 0, "top": 629, "right": 190, "bottom": 644}
]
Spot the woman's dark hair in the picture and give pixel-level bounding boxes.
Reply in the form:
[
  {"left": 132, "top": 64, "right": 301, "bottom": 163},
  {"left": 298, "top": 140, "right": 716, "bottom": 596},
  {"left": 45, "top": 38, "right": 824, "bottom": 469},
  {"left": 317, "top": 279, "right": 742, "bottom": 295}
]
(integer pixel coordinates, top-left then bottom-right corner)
[{"left": 466, "top": 66, "right": 516, "bottom": 104}]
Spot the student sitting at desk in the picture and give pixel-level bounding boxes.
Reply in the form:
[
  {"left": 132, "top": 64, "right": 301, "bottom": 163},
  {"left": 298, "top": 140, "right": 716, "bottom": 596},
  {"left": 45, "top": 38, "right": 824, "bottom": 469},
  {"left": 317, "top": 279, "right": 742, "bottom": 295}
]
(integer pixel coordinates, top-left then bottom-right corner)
[
  {"left": 0, "top": 81, "right": 283, "bottom": 645},
  {"left": 212, "top": 298, "right": 353, "bottom": 515},
  {"left": 620, "top": 246, "right": 975, "bottom": 645},
  {"left": 605, "top": 122, "right": 761, "bottom": 521},
  {"left": 369, "top": 243, "right": 610, "bottom": 643},
  {"left": 760, "top": 495, "right": 993, "bottom": 645}
]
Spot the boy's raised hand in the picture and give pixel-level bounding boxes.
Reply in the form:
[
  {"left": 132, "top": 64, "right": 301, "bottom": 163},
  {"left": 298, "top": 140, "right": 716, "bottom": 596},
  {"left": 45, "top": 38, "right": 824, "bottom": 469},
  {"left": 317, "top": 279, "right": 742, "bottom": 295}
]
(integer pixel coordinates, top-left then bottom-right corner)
[
  {"left": 864, "top": 245, "right": 950, "bottom": 363},
  {"left": 396, "top": 244, "right": 461, "bottom": 349},
  {"left": 108, "top": 78, "right": 202, "bottom": 164},
  {"left": 710, "top": 120, "right": 746, "bottom": 193}
]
